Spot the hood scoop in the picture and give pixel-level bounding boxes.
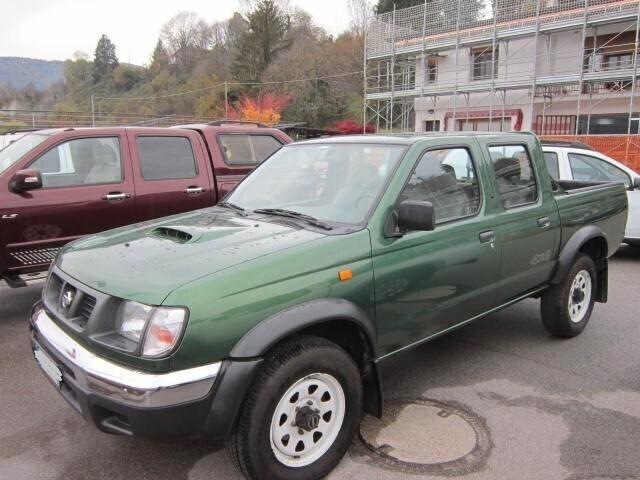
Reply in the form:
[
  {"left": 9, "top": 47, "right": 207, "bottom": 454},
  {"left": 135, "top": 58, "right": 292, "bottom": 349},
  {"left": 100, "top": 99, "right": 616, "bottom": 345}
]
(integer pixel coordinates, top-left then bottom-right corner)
[{"left": 149, "top": 226, "right": 196, "bottom": 244}]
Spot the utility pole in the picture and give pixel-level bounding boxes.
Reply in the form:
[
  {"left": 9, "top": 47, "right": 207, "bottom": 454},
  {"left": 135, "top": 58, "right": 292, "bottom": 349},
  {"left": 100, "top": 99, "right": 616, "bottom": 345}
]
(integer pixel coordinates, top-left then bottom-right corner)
[
  {"left": 91, "top": 94, "right": 95, "bottom": 127},
  {"left": 224, "top": 81, "right": 229, "bottom": 119}
]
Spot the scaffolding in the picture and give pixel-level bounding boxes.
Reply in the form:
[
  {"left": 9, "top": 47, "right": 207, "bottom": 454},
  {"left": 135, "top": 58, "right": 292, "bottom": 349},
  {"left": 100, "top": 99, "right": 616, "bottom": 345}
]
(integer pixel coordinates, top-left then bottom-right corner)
[{"left": 364, "top": 0, "right": 640, "bottom": 135}]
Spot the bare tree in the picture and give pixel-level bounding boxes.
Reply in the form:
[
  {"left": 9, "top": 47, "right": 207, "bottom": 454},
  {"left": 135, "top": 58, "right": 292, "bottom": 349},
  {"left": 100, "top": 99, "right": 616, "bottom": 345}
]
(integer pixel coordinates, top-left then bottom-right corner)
[
  {"left": 348, "top": 0, "right": 374, "bottom": 38},
  {"left": 161, "top": 12, "right": 212, "bottom": 70}
]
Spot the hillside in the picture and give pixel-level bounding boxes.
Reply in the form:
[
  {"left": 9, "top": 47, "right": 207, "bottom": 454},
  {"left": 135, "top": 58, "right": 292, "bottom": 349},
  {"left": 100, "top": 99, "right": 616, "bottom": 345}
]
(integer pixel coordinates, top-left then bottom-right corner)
[{"left": 0, "top": 57, "right": 64, "bottom": 90}]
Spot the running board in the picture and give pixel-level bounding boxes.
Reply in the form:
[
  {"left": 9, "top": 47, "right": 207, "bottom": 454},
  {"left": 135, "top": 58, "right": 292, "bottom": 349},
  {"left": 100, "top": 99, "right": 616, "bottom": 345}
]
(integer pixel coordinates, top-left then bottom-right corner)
[{"left": 2, "top": 272, "right": 48, "bottom": 288}]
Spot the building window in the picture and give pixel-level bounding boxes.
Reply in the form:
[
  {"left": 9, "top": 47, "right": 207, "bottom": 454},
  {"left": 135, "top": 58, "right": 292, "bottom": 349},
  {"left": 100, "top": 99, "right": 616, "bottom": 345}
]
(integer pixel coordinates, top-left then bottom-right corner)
[
  {"left": 472, "top": 47, "right": 498, "bottom": 80},
  {"left": 425, "top": 59, "right": 437, "bottom": 84},
  {"left": 605, "top": 53, "right": 633, "bottom": 71},
  {"left": 457, "top": 117, "right": 508, "bottom": 131},
  {"left": 424, "top": 120, "right": 440, "bottom": 132}
]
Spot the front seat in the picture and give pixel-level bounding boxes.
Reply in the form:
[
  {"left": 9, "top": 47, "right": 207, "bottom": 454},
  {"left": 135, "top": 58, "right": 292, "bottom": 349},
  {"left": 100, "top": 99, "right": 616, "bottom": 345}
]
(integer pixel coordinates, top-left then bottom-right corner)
[{"left": 84, "top": 144, "right": 121, "bottom": 184}]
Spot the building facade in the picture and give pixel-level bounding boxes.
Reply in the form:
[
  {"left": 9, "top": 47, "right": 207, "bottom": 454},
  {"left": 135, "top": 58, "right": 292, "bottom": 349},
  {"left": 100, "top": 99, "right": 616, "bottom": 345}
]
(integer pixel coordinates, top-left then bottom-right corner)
[{"left": 364, "top": 0, "right": 640, "bottom": 135}]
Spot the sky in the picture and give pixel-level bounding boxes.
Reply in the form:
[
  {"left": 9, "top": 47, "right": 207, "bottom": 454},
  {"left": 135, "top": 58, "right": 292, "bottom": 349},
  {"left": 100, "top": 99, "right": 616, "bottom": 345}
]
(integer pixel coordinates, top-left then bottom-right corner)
[{"left": 0, "top": 0, "right": 358, "bottom": 65}]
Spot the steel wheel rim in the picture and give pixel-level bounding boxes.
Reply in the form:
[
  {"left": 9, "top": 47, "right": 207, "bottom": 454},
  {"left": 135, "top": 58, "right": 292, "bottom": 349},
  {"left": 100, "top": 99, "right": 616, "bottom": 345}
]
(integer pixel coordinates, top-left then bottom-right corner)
[
  {"left": 270, "top": 372, "right": 346, "bottom": 468},
  {"left": 568, "top": 269, "right": 592, "bottom": 324}
]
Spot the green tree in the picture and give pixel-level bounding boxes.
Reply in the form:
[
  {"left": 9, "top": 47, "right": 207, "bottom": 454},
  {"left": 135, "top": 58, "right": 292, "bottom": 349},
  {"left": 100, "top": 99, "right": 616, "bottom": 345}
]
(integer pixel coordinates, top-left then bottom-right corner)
[
  {"left": 231, "top": 0, "right": 291, "bottom": 82},
  {"left": 149, "top": 39, "right": 170, "bottom": 78},
  {"left": 93, "top": 34, "right": 119, "bottom": 83}
]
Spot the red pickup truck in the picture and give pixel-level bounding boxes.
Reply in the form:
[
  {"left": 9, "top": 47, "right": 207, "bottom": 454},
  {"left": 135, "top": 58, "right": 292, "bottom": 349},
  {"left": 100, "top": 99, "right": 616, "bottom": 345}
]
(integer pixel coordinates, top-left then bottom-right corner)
[{"left": 0, "top": 123, "right": 291, "bottom": 285}]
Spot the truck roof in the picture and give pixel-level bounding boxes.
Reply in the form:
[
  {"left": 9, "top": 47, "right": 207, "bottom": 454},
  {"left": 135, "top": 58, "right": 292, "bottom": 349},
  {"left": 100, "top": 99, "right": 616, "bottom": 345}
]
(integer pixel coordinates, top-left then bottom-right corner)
[{"left": 295, "top": 131, "right": 536, "bottom": 146}]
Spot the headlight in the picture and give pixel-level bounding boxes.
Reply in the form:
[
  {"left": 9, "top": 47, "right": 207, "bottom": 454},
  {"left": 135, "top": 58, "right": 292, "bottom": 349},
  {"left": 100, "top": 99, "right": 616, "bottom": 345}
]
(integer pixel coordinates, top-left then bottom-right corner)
[
  {"left": 116, "top": 301, "right": 153, "bottom": 343},
  {"left": 115, "top": 301, "right": 188, "bottom": 358}
]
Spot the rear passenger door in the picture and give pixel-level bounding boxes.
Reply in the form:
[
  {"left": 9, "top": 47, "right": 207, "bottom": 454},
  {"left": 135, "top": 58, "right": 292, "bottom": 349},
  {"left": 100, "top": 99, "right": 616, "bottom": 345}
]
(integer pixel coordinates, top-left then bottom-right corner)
[
  {"left": 480, "top": 140, "right": 559, "bottom": 303},
  {"left": 215, "top": 133, "right": 284, "bottom": 197},
  {"left": 128, "top": 131, "right": 214, "bottom": 221}
]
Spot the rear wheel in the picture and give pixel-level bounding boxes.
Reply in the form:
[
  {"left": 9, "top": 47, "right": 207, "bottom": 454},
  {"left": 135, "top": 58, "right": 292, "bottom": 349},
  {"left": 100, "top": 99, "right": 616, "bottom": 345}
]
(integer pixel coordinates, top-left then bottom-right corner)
[
  {"left": 228, "top": 336, "right": 363, "bottom": 480},
  {"left": 541, "top": 253, "right": 596, "bottom": 338}
]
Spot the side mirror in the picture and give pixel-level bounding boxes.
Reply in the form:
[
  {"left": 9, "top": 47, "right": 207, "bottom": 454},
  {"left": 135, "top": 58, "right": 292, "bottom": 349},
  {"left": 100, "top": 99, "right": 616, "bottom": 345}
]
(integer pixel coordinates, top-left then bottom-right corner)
[
  {"left": 633, "top": 176, "right": 640, "bottom": 190},
  {"left": 397, "top": 200, "right": 436, "bottom": 234},
  {"left": 10, "top": 169, "right": 43, "bottom": 193}
]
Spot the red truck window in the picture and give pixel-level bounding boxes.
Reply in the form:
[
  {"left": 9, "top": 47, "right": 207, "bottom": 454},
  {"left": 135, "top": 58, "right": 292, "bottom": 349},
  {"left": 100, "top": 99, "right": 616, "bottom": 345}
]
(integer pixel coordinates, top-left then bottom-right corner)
[
  {"left": 137, "top": 136, "right": 198, "bottom": 180},
  {"left": 29, "top": 137, "right": 123, "bottom": 188},
  {"left": 218, "top": 134, "right": 282, "bottom": 165}
]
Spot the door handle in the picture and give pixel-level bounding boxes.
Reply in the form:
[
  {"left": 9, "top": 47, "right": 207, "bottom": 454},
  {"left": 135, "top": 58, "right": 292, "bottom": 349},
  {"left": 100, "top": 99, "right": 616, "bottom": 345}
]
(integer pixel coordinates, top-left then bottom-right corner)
[
  {"left": 479, "top": 230, "right": 495, "bottom": 243},
  {"left": 183, "top": 186, "right": 205, "bottom": 195},
  {"left": 537, "top": 216, "right": 551, "bottom": 228},
  {"left": 102, "top": 192, "right": 131, "bottom": 202}
]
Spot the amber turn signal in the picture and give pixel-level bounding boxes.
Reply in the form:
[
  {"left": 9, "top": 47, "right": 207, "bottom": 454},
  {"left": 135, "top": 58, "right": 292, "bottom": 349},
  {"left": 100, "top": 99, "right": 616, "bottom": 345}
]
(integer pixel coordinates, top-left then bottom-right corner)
[{"left": 338, "top": 269, "right": 353, "bottom": 281}]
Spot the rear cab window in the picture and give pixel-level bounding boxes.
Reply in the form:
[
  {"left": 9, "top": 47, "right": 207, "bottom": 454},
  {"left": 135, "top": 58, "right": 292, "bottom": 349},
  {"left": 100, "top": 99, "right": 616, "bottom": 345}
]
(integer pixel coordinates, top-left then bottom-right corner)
[
  {"left": 218, "top": 134, "right": 283, "bottom": 165},
  {"left": 488, "top": 144, "right": 538, "bottom": 209},
  {"left": 137, "top": 136, "right": 198, "bottom": 180},
  {"left": 543, "top": 151, "right": 560, "bottom": 180}
]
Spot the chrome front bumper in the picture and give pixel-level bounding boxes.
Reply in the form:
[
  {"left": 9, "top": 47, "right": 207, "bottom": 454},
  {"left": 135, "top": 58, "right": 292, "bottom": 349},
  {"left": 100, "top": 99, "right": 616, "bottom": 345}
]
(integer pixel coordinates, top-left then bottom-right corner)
[{"left": 30, "top": 306, "right": 221, "bottom": 409}]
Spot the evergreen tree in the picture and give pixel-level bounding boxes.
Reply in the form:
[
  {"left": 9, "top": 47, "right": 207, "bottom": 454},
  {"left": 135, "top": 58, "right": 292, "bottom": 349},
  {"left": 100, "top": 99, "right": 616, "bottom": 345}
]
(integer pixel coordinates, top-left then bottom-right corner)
[
  {"left": 149, "top": 39, "right": 170, "bottom": 77},
  {"left": 231, "top": 0, "right": 291, "bottom": 82},
  {"left": 375, "top": 0, "right": 424, "bottom": 14},
  {"left": 93, "top": 34, "right": 119, "bottom": 83}
]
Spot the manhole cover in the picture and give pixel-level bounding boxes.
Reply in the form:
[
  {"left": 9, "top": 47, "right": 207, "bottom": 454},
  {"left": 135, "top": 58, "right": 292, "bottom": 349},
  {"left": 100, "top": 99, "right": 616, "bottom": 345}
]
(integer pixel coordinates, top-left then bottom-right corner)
[{"left": 357, "top": 398, "right": 492, "bottom": 475}]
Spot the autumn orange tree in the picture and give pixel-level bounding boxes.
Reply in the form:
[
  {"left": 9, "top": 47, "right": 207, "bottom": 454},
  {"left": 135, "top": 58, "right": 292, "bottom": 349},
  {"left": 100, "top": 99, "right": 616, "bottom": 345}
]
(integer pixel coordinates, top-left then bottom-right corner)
[{"left": 227, "top": 92, "right": 292, "bottom": 125}]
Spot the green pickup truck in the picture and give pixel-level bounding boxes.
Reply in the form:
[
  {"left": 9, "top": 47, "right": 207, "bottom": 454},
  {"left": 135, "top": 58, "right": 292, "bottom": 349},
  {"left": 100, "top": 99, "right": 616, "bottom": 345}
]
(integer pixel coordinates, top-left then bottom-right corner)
[{"left": 30, "top": 132, "right": 628, "bottom": 480}]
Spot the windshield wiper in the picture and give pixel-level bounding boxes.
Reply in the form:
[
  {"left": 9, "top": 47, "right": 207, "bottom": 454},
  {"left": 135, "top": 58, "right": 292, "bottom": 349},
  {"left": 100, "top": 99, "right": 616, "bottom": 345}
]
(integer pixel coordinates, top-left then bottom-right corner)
[
  {"left": 253, "top": 208, "right": 333, "bottom": 231},
  {"left": 217, "top": 201, "right": 248, "bottom": 216}
]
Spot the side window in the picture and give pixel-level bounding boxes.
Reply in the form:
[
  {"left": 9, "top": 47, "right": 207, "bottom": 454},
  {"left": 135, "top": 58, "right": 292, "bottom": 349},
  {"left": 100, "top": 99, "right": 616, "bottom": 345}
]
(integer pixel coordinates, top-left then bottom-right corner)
[
  {"left": 489, "top": 144, "right": 538, "bottom": 208},
  {"left": 137, "top": 136, "right": 197, "bottom": 180},
  {"left": 251, "top": 135, "right": 282, "bottom": 163},
  {"left": 543, "top": 151, "right": 560, "bottom": 179},
  {"left": 399, "top": 147, "right": 481, "bottom": 224},
  {"left": 30, "top": 137, "right": 122, "bottom": 188},
  {"left": 568, "top": 153, "right": 630, "bottom": 187},
  {"left": 218, "top": 134, "right": 283, "bottom": 165}
]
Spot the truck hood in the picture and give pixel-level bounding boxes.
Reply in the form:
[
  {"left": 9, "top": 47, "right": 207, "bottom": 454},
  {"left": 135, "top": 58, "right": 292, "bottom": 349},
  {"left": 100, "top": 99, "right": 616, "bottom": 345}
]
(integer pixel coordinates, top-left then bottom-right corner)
[{"left": 57, "top": 208, "right": 326, "bottom": 305}]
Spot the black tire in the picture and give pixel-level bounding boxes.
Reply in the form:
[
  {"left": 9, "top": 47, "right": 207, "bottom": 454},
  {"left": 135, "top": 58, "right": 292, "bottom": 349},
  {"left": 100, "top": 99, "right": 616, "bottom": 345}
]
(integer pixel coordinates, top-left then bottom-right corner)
[
  {"left": 228, "top": 335, "right": 363, "bottom": 480},
  {"left": 541, "top": 253, "right": 596, "bottom": 338}
]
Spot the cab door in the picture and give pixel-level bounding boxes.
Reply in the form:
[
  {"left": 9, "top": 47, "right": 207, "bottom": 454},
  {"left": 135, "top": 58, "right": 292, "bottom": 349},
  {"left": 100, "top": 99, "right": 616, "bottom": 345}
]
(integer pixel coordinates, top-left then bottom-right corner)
[
  {"left": 1, "top": 132, "right": 136, "bottom": 274},
  {"left": 127, "top": 130, "right": 214, "bottom": 221},
  {"left": 372, "top": 140, "right": 501, "bottom": 356},
  {"left": 478, "top": 139, "right": 559, "bottom": 304}
]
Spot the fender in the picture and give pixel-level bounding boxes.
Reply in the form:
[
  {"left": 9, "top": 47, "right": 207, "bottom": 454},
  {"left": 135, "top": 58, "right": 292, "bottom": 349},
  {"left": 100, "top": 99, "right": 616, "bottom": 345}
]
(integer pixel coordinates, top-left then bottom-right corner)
[
  {"left": 551, "top": 225, "right": 608, "bottom": 286},
  {"left": 229, "top": 298, "right": 383, "bottom": 417},
  {"left": 230, "top": 298, "right": 377, "bottom": 358}
]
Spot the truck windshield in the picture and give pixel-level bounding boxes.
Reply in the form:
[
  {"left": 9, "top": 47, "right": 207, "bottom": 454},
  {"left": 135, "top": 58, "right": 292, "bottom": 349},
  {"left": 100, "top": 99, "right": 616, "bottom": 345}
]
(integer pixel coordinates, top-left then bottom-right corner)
[
  {"left": 226, "top": 143, "right": 406, "bottom": 225},
  {"left": 0, "top": 134, "right": 50, "bottom": 174}
]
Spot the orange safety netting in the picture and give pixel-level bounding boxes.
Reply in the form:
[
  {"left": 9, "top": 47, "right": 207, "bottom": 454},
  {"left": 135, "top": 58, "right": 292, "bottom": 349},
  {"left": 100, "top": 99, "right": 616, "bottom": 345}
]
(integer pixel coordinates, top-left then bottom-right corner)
[{"left": 540, "top": 135, "right": 640, "bottom": 172}]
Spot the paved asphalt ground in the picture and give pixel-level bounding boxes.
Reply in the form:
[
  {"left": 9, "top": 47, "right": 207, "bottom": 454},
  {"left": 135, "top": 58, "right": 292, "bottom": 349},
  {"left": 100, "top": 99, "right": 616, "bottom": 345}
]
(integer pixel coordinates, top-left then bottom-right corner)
[{"left": 2, "top": 246, "right": 639, "bottom": 480}]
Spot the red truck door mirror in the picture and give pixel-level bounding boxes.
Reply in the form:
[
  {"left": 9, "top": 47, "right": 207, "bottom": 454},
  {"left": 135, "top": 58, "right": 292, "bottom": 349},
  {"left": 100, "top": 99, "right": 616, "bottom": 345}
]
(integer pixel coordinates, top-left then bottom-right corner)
[
  {"left": 10, "top": 169, "right": 43, "bottom": 193},
  {"left": 397, "top": 200, "right": 436, "bottom": 234}
]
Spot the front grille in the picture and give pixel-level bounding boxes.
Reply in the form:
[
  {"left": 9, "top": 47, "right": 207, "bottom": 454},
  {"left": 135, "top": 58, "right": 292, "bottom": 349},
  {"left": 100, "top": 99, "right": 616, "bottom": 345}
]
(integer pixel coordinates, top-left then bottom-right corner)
[
  {"left": 10, "top": 247, "right": 60, "bottom": 266},
  {"left": 77, "top": 295, "right": 97, "bottom": 328},
  {"left": 44, "top": 273, "right": 97, "bottom": 331}
]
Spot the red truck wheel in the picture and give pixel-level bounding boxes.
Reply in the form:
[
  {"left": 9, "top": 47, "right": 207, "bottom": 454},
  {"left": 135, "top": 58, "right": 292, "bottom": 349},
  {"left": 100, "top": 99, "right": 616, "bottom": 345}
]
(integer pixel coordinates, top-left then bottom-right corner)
[{"left": 541, "top": 253, "right": 596, "bottom": 338}]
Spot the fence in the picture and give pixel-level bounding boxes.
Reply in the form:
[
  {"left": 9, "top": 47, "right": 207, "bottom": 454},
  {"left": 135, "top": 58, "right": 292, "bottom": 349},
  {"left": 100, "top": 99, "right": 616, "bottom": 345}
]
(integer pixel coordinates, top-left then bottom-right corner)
[
  {"left": 540, "top": 134, "right": 640, "bottom": 171},
  {"left": 0, "top": 109, "right": 216, "bottom": 131}
]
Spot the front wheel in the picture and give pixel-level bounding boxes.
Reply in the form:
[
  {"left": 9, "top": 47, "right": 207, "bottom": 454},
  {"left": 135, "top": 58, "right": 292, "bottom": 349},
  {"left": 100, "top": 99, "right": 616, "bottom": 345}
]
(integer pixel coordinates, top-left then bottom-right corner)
[
  {"left": 541, "top": 253, "right": 596, "bottom": 338},
  {"left": 228, "top": 336, "right": 363, "bottom": 480}
]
